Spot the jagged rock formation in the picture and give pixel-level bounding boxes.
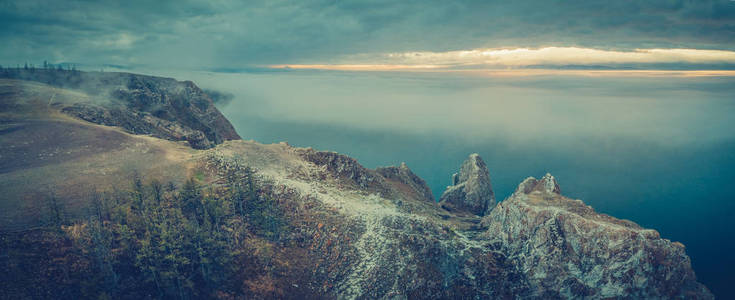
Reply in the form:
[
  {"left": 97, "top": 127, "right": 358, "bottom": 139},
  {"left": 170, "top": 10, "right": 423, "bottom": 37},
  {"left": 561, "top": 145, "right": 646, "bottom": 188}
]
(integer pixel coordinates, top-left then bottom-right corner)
[
  {"left": 482, "top": 174, "right": 712, "bottom": 299},
  {"left": 439, "top": 153, "right": 495, "bottom": 216},
  {"left": 0, "top": 68, "right": 240, "bottom": 149}
]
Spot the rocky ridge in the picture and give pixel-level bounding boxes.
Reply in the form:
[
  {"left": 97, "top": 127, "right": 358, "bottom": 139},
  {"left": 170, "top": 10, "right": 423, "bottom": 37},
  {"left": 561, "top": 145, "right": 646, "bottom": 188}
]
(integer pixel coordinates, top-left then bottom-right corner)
[
  {"left": 206, "top": 143, "right": 526, "bottom": 298},
  {"left": 206, "top": 142, "right": 713, "bottom": 299}
]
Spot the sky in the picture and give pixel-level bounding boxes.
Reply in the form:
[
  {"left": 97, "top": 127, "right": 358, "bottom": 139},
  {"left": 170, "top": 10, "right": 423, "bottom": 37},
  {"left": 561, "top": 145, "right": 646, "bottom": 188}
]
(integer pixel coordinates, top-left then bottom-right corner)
[
  {"left": 2, "top": 0, "right": 735, "bottom": 70},
  {"left": 3, "top": 0, "right": 735, "bottom": 296}
]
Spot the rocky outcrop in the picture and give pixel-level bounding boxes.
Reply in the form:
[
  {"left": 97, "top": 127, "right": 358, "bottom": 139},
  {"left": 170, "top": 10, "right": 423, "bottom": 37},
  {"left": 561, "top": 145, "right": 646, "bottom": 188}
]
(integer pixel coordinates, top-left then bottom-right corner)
[
  {"left": 514, "top": 173, "right": 562, "bottom": 195},
  {"left": 62, "top": 103, "right": 215, "bottom": 149},
  {"left": 296, "top": 148, "right": 435, "bottom": 206},
  {"left": 296, "top": 148, "right": 379, "bottom": 189},
  {"left": 108, "top": 75, "right": 240, "bottom": 145},
  {"left": 481, "top": 175, "right": 713, "bottom": 299},
  {"left": 1, "top": 68, "right": 240, "bottom": 149},
  {"left": 438, "top": 153, "right": 495, "bottom": 215},
  {"left": 376, "top": 163, "right": 434, "bottom": 203}
]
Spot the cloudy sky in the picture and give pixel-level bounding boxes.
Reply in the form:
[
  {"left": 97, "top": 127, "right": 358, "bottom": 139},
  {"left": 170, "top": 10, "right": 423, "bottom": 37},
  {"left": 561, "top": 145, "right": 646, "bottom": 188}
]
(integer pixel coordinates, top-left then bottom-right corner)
[{"left": 2, "top": 0, "right": 735, "bottom": 70}]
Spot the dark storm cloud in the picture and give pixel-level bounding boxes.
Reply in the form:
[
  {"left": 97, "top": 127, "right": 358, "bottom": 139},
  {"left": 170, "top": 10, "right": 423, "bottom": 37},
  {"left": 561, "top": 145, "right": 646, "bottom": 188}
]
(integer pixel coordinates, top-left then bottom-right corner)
[{"left": 1, "top": 0, "right": 734, "bottom": 68}]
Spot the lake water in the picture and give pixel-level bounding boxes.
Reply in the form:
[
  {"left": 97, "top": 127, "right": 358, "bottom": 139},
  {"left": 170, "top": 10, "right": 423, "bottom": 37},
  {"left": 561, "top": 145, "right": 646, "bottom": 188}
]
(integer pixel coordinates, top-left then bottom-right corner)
[{"left": 159, "top": 69, "right": 735, "bottom": 297}]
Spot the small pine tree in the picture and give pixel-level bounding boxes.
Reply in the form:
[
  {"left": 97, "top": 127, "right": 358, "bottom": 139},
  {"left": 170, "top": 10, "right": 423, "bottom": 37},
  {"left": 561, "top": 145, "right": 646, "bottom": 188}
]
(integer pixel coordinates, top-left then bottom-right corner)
[
  {"left": 150, "top": 179, "right": 163, "bottom": 205},
  {"left": 47, "top": 191, "right": 64, "bottom": 228},
  {"left": 131, "top": 173, "right": 145, "bottom": 212},
  {"left": 166, "top": 181, "right": 176, "bottom": 192},
  {"left": 180, "top": 178, "right": 202, "bottom": 221}
]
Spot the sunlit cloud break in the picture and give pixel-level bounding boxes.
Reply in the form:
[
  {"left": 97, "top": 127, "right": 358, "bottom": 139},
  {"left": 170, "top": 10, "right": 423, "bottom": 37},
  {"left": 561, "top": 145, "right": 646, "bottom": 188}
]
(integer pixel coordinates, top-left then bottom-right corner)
[
  {"left": 270, "top": 47, "right": 735, "bottom": 74},
  {"left": 381, "top": 47, "right": 735, "bottom": 66}
]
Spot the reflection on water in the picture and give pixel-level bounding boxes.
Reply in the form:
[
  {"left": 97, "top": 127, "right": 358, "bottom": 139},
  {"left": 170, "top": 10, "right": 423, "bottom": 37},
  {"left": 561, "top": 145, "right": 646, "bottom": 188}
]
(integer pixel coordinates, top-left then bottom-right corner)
[{"left": 156, "top": 69, "right": 735, "bottom": 296}]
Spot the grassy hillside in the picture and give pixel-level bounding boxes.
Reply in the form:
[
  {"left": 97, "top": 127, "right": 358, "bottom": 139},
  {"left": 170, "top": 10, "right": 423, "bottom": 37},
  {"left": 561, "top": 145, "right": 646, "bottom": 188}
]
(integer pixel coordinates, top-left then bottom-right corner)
[{"left": 0, "top": 79, "right": 198, "bottom": 230}]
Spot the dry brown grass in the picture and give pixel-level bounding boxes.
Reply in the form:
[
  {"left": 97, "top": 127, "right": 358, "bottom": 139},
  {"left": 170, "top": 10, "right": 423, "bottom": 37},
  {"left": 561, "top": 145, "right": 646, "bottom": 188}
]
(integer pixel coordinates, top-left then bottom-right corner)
[{"left": 0, "top": 80, "right": 200, "bottom": 230}]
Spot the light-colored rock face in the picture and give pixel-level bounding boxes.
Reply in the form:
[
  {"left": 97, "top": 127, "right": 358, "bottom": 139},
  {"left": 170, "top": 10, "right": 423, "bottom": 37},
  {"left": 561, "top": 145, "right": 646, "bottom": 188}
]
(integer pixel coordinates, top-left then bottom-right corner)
[
  {"left": 482, "top": 175, "right": 713, "bottom": 299},
  {"left": 439, "top": 153, "right": 495, "bottom": 216}
]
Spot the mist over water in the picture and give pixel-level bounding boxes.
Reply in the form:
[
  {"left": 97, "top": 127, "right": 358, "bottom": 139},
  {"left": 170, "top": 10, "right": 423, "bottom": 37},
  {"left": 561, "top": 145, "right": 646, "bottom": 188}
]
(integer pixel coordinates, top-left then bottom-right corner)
[{"left": 150, "top": 69, "right": 735, "bottom": 296}]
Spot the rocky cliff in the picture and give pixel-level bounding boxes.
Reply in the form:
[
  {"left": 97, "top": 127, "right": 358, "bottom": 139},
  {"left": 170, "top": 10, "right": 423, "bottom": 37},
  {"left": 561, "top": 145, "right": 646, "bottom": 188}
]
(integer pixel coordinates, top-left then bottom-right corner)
[
  {"left": 482, "top": 174, "right": 711, "bottom": 298},
  {"left": 0, "top": 68, "right": 240, "bottom": 149}
]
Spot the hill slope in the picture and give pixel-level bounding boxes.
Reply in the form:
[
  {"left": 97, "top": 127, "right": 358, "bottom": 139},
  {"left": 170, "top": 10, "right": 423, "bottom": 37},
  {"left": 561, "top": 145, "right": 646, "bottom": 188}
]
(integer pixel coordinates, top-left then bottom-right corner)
[{"left": 0, "top": 79, "right": 200, "bottom": 230}]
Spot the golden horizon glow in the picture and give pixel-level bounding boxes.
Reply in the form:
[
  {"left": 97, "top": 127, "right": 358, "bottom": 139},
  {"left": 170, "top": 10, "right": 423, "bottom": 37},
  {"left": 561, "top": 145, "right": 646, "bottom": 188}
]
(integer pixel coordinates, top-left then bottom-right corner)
[
  {"left": 383, "top": 47, "right": 735, "bottom": 66},
  {"left": 268, "top": 64, "right": 443, "bottom": 71},
  {"left": 266, "top": 67, "right": 735, "bottom": 77},
  {"left": 459, "top": 69, "right": 735, "bottom": 78},
  {"left": 267, "top": 47, "right": 735, "bottom": 76}
]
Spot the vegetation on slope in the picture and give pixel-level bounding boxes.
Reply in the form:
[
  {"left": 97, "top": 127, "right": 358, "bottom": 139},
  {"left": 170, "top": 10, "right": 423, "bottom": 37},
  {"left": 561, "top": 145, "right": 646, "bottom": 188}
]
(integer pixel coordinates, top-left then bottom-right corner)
[{"left": 0, "top": 167, "right": 292, "bottom": 299}]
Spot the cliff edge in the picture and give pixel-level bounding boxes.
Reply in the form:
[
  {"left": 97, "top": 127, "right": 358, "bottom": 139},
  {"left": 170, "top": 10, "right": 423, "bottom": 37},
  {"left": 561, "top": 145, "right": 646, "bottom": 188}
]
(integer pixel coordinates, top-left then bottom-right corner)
[{"left": 0, "top": 68, "right": 240, "bottom": 149}]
